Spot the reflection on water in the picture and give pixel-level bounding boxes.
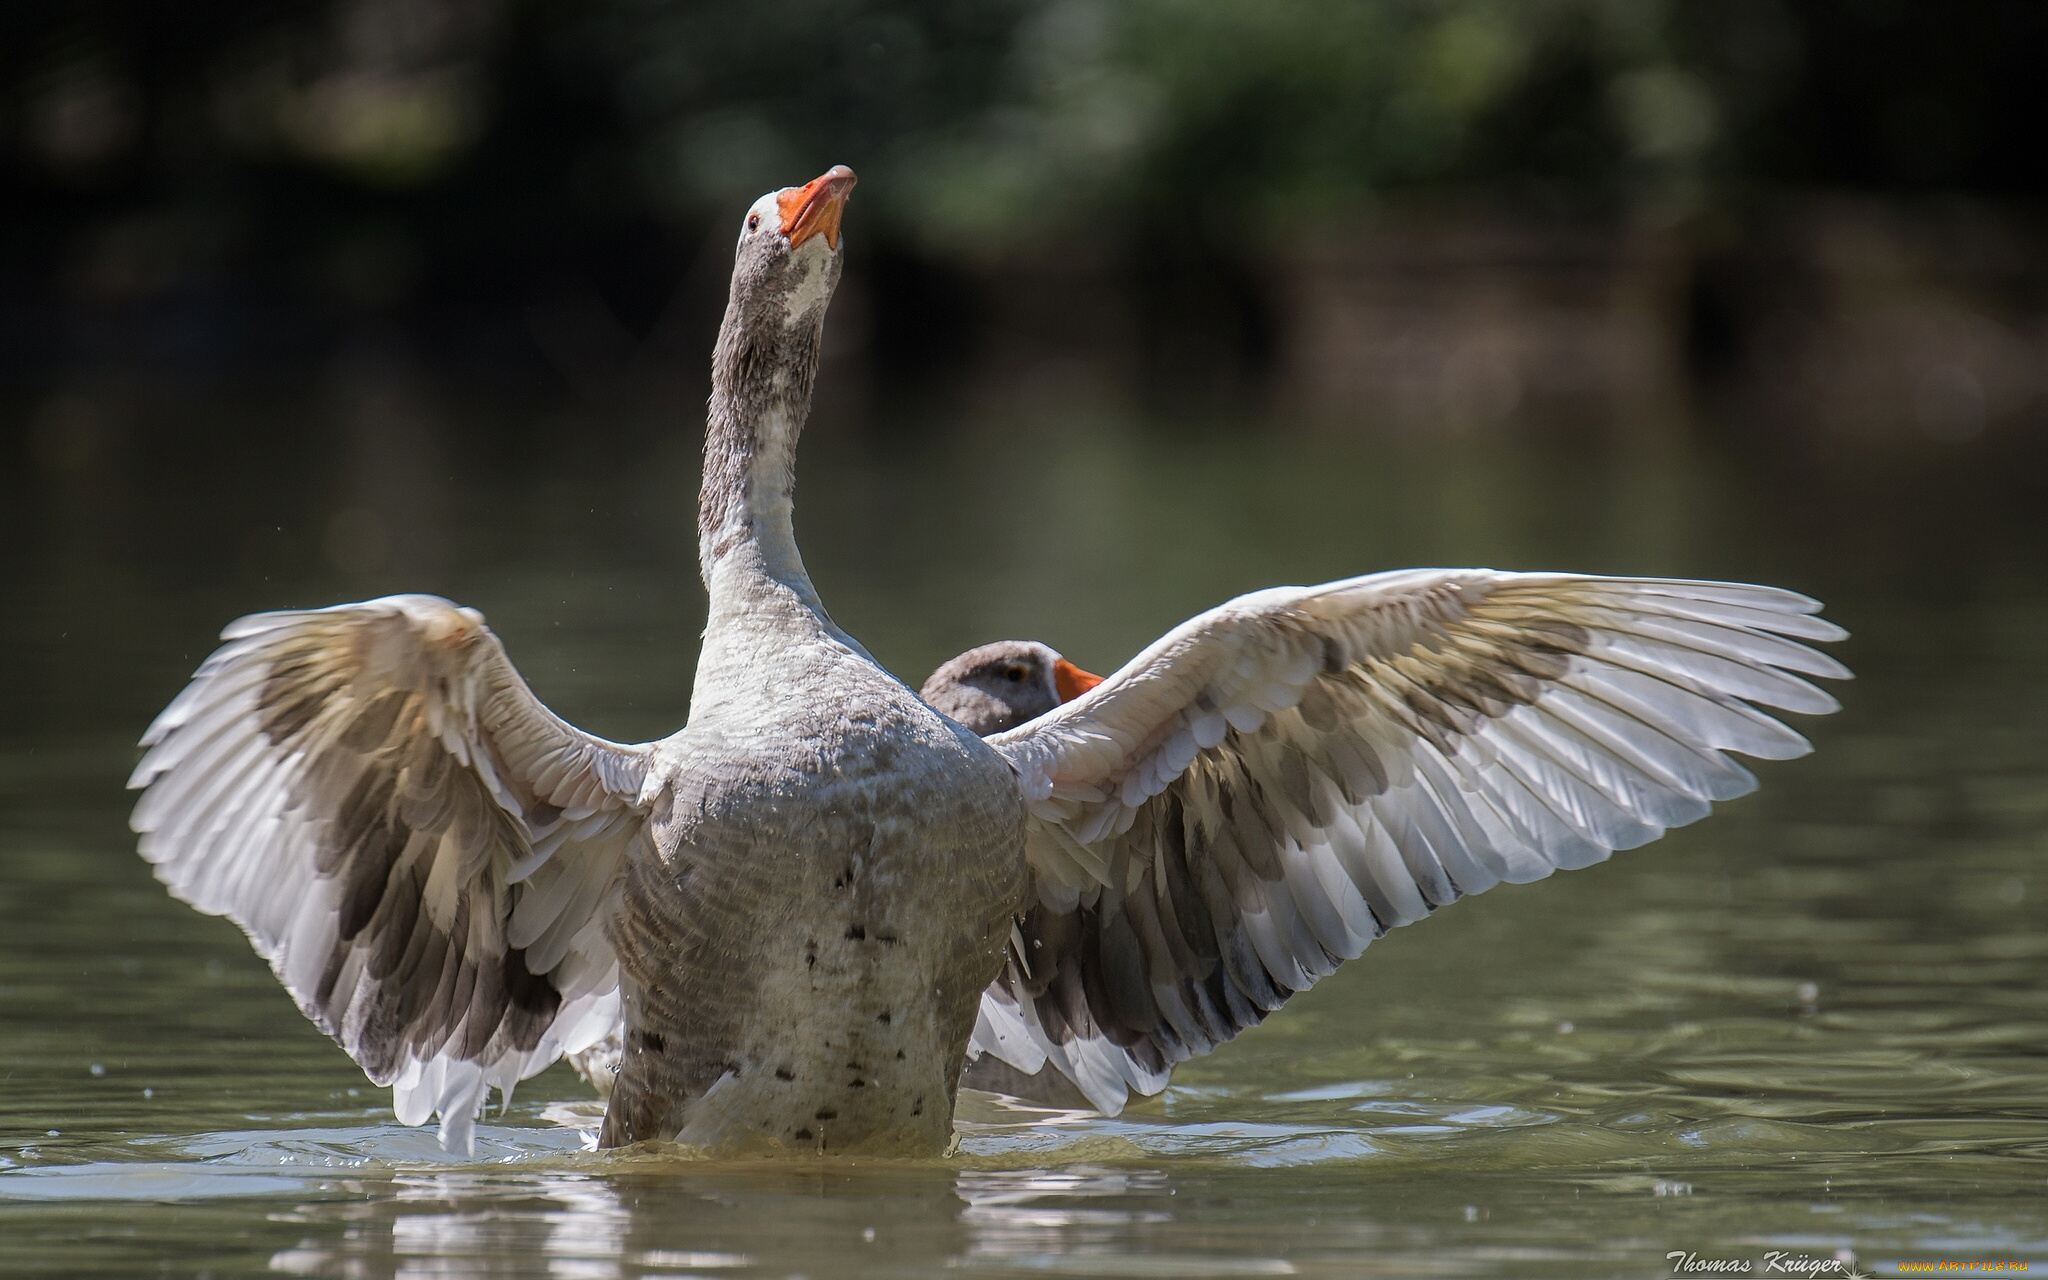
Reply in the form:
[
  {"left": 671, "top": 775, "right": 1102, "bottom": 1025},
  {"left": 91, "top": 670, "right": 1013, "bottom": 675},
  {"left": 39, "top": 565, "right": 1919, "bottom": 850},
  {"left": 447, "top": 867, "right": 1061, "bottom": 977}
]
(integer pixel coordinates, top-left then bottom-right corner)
[
  {"left": 260, "top": 1163, "right": 1207, "bottom": 1280},
  {"left": 3, "top": 383, "right": 2047, "bottom": 1276},
  {"left": 271, "top": 1171, "right": 639, "bottom": 1280}
]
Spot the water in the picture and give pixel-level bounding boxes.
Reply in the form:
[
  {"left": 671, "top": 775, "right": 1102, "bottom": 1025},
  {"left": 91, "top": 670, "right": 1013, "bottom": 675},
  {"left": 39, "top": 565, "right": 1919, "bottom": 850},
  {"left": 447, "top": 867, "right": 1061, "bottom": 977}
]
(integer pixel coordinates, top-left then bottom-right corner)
[{"left": 4, "top": 382, "right": 2047, "bottom": 1277}]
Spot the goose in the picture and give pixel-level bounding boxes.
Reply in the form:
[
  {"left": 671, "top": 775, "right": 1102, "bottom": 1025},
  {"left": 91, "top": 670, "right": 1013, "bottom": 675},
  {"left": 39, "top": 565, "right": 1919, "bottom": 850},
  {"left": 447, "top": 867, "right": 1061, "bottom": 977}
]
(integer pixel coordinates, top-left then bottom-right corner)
[
  {"left": 127, "top": 164, "right": 1850, "bottom": 1156},
  {"left": 558, "top": 641, "right": 1096, "bottom": 1100}
]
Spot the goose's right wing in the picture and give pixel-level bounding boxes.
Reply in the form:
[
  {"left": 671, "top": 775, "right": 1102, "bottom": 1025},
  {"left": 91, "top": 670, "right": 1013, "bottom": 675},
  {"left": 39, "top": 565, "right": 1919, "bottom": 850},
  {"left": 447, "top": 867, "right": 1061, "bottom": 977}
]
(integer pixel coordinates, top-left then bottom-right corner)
[
  {"left": 973, "top": 571, "right": 1848, "bottom": 1113},
  {"left": 130, "top": 595, "right": 658, "bottom": 1151}
]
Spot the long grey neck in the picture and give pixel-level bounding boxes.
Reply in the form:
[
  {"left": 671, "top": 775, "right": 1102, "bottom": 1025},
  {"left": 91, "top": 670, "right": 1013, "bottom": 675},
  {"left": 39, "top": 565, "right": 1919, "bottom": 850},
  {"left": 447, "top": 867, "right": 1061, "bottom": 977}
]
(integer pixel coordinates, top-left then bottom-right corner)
[{"left": 696, "top": 298, "right": 833, "bottom": 628}]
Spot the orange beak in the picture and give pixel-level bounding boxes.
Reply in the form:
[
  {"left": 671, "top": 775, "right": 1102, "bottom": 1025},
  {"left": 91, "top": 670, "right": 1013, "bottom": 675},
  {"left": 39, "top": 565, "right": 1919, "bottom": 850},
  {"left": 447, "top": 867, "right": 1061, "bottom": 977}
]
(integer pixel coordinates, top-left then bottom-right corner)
[
  {"left": 776, "top": 165, "right": 857, "bottom": 250},
  {"left": 1053, "top": 657, "right": 1104, "bottom": 703}
]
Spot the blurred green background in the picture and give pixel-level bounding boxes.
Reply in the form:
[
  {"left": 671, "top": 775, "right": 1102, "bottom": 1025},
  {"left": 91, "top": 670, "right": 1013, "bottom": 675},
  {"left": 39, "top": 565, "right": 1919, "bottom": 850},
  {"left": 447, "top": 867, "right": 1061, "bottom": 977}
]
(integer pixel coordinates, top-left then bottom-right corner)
[{"left": 5, "top": 0, "right": 2046, "bottom": 442}]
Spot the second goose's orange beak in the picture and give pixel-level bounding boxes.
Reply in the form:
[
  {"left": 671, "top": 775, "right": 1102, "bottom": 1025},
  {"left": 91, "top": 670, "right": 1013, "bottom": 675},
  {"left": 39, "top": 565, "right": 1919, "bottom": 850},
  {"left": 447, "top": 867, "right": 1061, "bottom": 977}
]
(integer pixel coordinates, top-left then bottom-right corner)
[
  {"left": 1053, "top": 658, "right": 1104, "bottom": 702},
  {"left": 777, "top": 165, "right": 857, "bottom": 249}
]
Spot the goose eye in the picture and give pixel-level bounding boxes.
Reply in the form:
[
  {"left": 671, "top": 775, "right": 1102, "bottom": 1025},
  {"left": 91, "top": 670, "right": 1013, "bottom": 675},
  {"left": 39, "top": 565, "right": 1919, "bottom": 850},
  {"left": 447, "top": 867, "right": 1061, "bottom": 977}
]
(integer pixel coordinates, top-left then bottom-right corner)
[
  {"left": 747, "top": 213, "right": 761, "bottom": 232},
  {"left": 1004, "top": 665, "right": 1028, "bottom": 683}
]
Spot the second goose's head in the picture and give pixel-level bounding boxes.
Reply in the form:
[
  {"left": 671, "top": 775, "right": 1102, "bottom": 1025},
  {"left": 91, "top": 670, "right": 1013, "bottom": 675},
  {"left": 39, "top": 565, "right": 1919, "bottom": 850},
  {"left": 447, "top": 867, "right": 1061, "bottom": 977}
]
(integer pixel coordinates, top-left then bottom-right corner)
[{"left": 921, "top": 641, "right": 1105, "bottom": 736}]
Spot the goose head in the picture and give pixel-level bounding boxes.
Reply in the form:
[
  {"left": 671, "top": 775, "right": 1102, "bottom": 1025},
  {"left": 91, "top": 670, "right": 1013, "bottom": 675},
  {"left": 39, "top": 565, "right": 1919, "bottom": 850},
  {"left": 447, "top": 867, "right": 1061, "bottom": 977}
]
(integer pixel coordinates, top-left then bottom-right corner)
[
  {"left": 920, "top": 641, "right": 1104, "bottom": 736},
  {"left": 699, "top": 165, "right": 857, "bottom": 574},
  {"left": 729, "top": 164, "right": 857, "bottom": 339}
]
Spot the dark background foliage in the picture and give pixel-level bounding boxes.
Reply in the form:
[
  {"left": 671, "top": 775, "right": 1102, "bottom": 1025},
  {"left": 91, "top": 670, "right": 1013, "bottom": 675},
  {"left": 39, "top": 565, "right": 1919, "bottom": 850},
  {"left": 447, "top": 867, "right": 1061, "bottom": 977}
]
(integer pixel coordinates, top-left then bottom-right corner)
[{"left": 3, "top": 0, "right": 2045, "bottom": 430}]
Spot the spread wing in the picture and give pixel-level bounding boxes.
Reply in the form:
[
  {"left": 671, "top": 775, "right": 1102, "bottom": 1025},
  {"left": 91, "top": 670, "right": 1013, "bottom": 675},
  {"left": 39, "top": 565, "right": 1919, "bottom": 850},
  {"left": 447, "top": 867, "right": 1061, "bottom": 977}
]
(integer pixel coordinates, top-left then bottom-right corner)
[
  {"left": 129, "top": 594, "right": 657, "bottom": 1152},
  {"left": 971, "top": 571, "right": 1848, "bottom": 1113}
]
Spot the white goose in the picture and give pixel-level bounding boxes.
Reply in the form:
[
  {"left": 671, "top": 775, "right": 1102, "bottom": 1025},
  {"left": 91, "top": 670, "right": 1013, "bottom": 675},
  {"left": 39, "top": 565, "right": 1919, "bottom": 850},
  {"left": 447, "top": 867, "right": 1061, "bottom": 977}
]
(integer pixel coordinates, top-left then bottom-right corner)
[{"left": 129, "top": 166, "right": 1849, "bottom": 1155}]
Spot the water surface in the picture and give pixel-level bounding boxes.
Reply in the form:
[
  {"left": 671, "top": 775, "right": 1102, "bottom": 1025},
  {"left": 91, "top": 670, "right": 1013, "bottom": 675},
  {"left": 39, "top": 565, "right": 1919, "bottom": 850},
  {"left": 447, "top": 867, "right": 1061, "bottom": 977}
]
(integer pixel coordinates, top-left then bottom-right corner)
[{"left": 4, "top": 387, "right": 2047, "bottom": 1276}]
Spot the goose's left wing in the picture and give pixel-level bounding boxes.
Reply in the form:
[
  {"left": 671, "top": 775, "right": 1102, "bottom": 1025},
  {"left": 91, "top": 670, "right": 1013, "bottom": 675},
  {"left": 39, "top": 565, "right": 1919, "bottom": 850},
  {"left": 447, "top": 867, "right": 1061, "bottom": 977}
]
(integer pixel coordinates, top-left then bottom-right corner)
[{"left": 972, "top": 570, "right": 1848, "bottom": 1113}]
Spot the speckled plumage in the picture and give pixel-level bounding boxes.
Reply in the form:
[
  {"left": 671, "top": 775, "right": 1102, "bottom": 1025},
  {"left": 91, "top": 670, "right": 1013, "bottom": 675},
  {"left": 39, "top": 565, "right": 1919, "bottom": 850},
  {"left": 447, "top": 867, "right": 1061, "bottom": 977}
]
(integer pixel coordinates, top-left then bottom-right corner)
[{"left": 599, "top": 544, "right": 1024, "bottom": 1151}]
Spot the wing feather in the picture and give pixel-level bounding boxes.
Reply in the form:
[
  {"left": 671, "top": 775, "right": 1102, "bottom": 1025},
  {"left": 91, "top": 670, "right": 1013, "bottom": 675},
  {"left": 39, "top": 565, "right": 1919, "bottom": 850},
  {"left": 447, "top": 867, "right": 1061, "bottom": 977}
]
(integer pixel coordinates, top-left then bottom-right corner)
[
  {"left": 966, "top": 570, "right": 1847, "bottom": 1112},
  {"left": 131, "top": 594, "right": 654, "bottom": 1152}
]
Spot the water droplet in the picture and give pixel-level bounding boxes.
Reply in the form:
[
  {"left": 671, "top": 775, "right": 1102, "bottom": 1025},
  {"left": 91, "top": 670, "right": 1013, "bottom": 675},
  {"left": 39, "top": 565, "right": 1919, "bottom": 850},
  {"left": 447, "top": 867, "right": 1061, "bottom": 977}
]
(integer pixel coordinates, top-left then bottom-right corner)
[
  {"left": 88, "top": 1063, "right": 104, "bottom": 1077},
  {"left": 862, "top": 1227, "right": 876, "bottom": 1243},
  {"left": 142, "top": 1088, "right": 154, "bottom": 1099}
]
